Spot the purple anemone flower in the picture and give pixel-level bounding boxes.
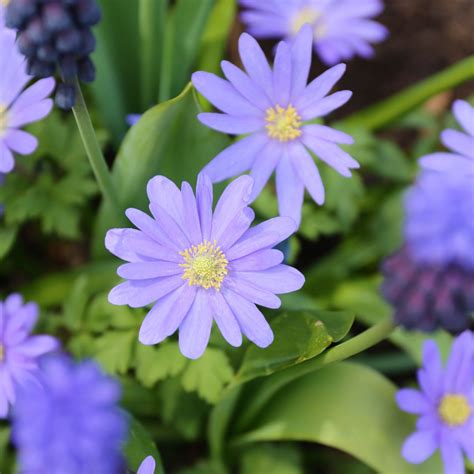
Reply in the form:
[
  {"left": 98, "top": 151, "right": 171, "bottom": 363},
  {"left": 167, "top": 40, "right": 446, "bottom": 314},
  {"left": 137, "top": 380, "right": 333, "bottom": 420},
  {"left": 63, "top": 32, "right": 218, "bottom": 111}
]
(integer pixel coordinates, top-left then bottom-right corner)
[
  {"left": 0, "top": 293, "right": 58, "bottom": 418},
  {"left": 421, "top": 100, "right": 474, "bottom": 177},
  {"left": 396, "top": 331, "right": 474, "bottom": 474},
  {"left": 12, "top": 355, "right": 128, "bottom": 474},
  {"left": 192, "top": 26, "right": 359, "bottom": 226},
  {"left": 405, "top": 170, "right": 474, "bottom": 270},
  {"left": 0, "top": 25, "right": 54, "bottom": 173},
  {"left": 106, "top": 174, "right": 305, "bottom": 359},
  {"left": 240, "top": 0, "right": 388, "bottom": 65},
  {"left": 138, "top": 456, "right": 156, "bottom": 474}
]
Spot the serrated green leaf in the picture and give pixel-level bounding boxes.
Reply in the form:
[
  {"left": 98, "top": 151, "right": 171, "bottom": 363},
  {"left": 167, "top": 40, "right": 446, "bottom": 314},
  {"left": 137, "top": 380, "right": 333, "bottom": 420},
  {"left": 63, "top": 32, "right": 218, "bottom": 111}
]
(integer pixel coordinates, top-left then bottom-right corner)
[
  {"left": 181, "top": 348, "right": 234, "bottom": 404},
  {"left": 123, "top": 416, "right": 164, "bottom": 474},
  {"left": 233, "top": 362, "right": 442, "bottom": 474},
  {"left": 62, "top": 276, "right": 89, "bottom": 331},
  {"left": 94, "top": 330, "right": 136, "bottom": 375},
  {"left": 236, "top": 310, "right": 354, "bottom": 384},
  {"left": 135, "top": 342, "right": 188, "bottom": 388}
]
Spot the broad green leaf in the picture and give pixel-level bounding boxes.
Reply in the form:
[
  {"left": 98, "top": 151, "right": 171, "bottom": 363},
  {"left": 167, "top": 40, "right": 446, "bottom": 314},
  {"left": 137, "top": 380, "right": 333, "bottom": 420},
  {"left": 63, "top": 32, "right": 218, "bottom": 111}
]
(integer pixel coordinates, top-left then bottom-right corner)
[
  {"left": 240, "top": 444, "right": 303, "bottom": 474},
  {"left": 233, "top": 362, "right": 442, "bottom": 474},
  {"left": 236, "top": 310, "right": 354, "bottom": 384},
  {"left": 181, "top": 348, "right": 234, "bottom": 404},
  {"left": 0, "top": 226, "right": 17, "bottom": 260},
  {"left": 124, "top": 417, "right": 165, "bottom": 473},
  {"left": 93, "top": 84, "right": 230, "bottom": 255},
  {"left": 135, "top": 342, "right": 188, "bottom": 388},
  {"left": 94, "top": 330, "right": 136, "bottom": 375}
]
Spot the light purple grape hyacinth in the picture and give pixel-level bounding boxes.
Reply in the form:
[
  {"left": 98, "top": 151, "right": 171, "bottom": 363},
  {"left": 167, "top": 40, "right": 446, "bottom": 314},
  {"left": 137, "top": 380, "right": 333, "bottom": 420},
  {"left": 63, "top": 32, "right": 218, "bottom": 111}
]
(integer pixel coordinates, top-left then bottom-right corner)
[
  {"left": 138, "top": 456, "right": 156, "bottom": 474},
  {"left": 106, "top": 174, "right": 304, "bottom": 359},
  {"left": 0, "top": 293, "right": 58, "bottom": 418},
  {"left": 421, "top": 100, "right": 474, "bottom": 177},
  {"left": 396, "top": 331, "right": 474, "bottom": 474},
  {"left": 404, "top": 170, "right": 474, "bottom": 270},
  {"left": 0, "top": 21, "right": 55, "bottom": 173},
  {"left": 240, "top": 0, "right": 388, "bottom": 65},
  {"left": 192, "top": 25, "right": 359, "bottom": 226}
]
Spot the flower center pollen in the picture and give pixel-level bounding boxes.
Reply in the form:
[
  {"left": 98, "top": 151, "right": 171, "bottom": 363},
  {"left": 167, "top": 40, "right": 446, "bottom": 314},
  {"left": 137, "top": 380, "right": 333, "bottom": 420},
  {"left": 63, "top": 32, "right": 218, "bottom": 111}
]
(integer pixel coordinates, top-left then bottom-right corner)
[
  {"left": 438, "top": 394, "right": 471, "bottom": 427},
  {"left": 0, "top": 344, "right": 4, "bottom": 362},
  {"left": 0, "top": 105, "right": 9, "bottom": 137},
  {"left": 265, "top": 104, "right": 302, "bottom": 142},
  {"left": 0, "top": 0, "right": 10, "bottom": 7},
  {"left": 180, "top": 240, "right": 228, "bottom": 290},
  {"left": 291, "top": 7, "right": 326, "bottom": 38}
]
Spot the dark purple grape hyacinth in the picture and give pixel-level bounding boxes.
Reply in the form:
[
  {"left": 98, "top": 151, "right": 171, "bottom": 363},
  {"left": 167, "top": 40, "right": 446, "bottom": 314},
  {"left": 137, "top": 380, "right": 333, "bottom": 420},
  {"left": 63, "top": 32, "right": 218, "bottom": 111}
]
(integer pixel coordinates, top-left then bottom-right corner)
[
  {"left": 5, "top": 0, "right": 100, "bottom": 109},
  {"left": 381, "top": 246, "right": 474, "bottom": 333}
]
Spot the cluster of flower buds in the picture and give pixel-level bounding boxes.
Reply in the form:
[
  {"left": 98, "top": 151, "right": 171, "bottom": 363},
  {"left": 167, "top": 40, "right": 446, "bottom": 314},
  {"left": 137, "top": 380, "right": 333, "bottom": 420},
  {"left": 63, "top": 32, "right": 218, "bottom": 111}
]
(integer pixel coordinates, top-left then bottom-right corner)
[
  {"left": 5, "top": 0, "right": 101, "bottom": 109},
  {"left": 381, "top": 247, "right": 474, "bottom": 333}
]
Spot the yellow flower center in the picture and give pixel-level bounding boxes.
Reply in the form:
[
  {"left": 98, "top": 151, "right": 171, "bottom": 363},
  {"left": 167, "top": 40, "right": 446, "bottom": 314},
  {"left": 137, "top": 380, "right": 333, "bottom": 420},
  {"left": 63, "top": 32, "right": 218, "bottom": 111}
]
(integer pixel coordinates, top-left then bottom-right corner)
[
  {"left": 0, "top": 0, "right": 10, "bottom": 7},
  {"left": 0, "top": 105, "right": 8, "bottom": 137},
  {"left": 291, "top": 7, "right": 326, "bottom": 38},
  {"left": 180, "top": 240, "right": 228, "bottom": 290},
  {"left": 265, "top": 104, "right": 302, "bottom": 142},
  {"left": 438, "top": 394, "right": 471, "bottom": 427},
  {"left": 0, "top": 344, "right": 4, "bottom": 362}
]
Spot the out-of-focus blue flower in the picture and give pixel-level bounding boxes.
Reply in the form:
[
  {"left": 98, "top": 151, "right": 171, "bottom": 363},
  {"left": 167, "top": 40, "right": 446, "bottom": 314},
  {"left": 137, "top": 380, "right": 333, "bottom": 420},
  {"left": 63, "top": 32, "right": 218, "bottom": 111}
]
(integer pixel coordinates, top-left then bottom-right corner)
[
  {"left": 405, "top": 170, "right": 474, "bottom": 270},
  {"left": 106, "top": 174, "right": 304, "bottom": 359},
  {"left": 396, "top": 332, "right": 474, "bottom": 474},
  {"left": 240, "top": 0, "right": 388, "bottom": 65},
  {"left": 381, "top": 247, "right": 473, "bottom": 333},
  {"left": 0, "top": 24, "right": 54, "bottom": 173},
  {"left": 138, "top": 456, "right": 156, "bottom": 474},
  {"left": 421, "top": 100, "right": 474, "bottom": 177},
  {"left": 0, "top": 293, "right": 58, "bottom": 418},
  {"left": 192, "top": 26, "right": 358, "bottom": 226},
  {"left": 127, "top": 114, "right": 142, "bottom": 127},
  {"left": 13, "top": 355, "right": 128, "bottom": 474}
]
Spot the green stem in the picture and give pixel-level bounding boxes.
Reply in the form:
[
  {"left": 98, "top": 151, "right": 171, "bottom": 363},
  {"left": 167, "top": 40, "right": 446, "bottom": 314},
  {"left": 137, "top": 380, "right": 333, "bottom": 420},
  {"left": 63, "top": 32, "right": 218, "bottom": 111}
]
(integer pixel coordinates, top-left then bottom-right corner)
[
  {"left": 234, "top": 318, "right": 395, "bottom": 434},
  {"left": 72, "top": 79, "right": 121, "bottom": 213},
  {"left": 339, "top": 55, "right": 474, "bottom": 131}
]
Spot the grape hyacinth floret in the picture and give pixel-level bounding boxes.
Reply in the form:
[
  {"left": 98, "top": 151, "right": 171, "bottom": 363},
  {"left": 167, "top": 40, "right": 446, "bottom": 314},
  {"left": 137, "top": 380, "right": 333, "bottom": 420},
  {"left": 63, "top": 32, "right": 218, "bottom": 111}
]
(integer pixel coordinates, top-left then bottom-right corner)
[
  {"left": 381, "top": 247, "right": 473, "bottom": 333},
  {"left": 5, "top": 0, "right": 101, "bottom": 109},
  {"left": 240, "top": 0, "right": 388, "bottom": 65},
  {"left": 421, "top": 100, "right": 474, "bottom": 176},
  {"left": 396, "top": 332, "right": 474, "bottom": 474},
  {"left": 192, "top": 25, "right": 359, "bottom": 226},
  {"left": 13, "top": 355, "right": 128, "bottom": 474},
  {"left": 0, "top": 293, "right": 58, "bottom": 418},
  {"left": 0, "top": 21, "right": 54, "bottom": 173},
  {"left": 106, "top": 174, "right": 305, "bottom": 359}
]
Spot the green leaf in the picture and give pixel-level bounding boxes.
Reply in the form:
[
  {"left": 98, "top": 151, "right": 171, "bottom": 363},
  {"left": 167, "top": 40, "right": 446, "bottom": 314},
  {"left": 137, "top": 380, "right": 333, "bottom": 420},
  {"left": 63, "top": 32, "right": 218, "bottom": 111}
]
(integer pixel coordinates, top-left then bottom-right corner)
[
  {"left": 135, "top": 342, "right": 188, "bottom": 388},
  {"left": 62, "top": 276, "right": 89, "bottom": 331},
  {"left": 93, "top": 83, "right": 229, "bottom": 255},
  {"left": 181, "top": 348, "right": 234, "bottom": 404},
  {"left": 240, "top": 444, "right": 303, "bottom": 474},
  {"left": 124, "top": 416, "right": 165, "bottom": 473},
  {"left": 0, "top": 225, "right": 17, "bottom": 260},
  {"left": 236, "top": 310, "right": 354, "bottom": 384},
  {"left": 94, "top": 330, "right": 136, "bottom": 375},
  {"left": 233, "top": 362, "right": 442, "bottom": 474}
]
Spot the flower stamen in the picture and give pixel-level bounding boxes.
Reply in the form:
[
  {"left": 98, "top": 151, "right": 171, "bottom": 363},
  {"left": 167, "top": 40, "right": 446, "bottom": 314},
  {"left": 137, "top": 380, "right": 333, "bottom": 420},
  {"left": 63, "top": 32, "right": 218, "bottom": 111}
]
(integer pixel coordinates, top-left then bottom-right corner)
[
  {"left": 265, "top": 104, "right": 302, "bottom": 142},
  {"left": 291, "top": 7, "right": 326, "bottom": 38},
  {"left": 0, "top": 105, "right": 8, "bottom": 137},
  {"left": 438, "top": 394, "right": 471, "bottom": 427},
  {"left": 180, "top": 240, "right": 228, "bottom": 290},
  {"left": 0, "top": 344, "right": 4, "bottom": 362}
]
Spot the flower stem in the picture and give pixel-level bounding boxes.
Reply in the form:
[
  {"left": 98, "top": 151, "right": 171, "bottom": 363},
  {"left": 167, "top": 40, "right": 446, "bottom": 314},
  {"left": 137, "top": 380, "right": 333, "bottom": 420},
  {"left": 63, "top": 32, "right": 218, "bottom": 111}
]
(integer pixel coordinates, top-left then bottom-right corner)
[
  {"left": 234, "top": 318, "right": 395, "bottom": 433},
  {"left": 340, "top": 55, "right": 474, "bottom": 131},
  {"left": 71, "top": 78, "right": 121, "bottom": 213}
]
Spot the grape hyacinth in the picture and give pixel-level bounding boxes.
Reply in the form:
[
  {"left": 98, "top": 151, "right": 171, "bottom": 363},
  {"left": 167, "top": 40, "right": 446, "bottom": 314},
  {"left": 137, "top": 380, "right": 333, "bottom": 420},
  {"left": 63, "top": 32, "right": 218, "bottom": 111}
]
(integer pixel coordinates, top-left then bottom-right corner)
[
  {"left": 0, "top": 22, "right": 54, "bottom": 173},
  {"left": 240, "top": 0, "right": 388, "bottom": 65},
  {"left": 381, "top": 247, "right": 473, "bottom": 333},
  {"left": 5, "top": 0, "right": 101, "bottom": 109},
  {"left": 13, "top": 355, "right": 128, "bottom": 474},
  {"left": 106, "top": 174, "right": 304, "bottom": 359},
  {"left": 192, "top": 25, "right": 358, "bottom": 226},
  {"left": 396, "top": 332, "right": 474, "bottom": 474},
  {"left": 0, "top": 293, "right": 59, "bottom": 418},
  {"left": 137, "top": 456, "right": 156, "bottom": 474},
  {"left": 421, "top": 100, "right": 474, "bottom": 177}
]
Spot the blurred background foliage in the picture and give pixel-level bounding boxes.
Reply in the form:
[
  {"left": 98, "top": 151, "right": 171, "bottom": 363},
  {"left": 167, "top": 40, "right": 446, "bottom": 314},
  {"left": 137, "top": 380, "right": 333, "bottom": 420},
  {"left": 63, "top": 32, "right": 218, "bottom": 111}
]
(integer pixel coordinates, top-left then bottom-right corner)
[{"left": 0, "top": 0, "right": 473, "bottom": 472}]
